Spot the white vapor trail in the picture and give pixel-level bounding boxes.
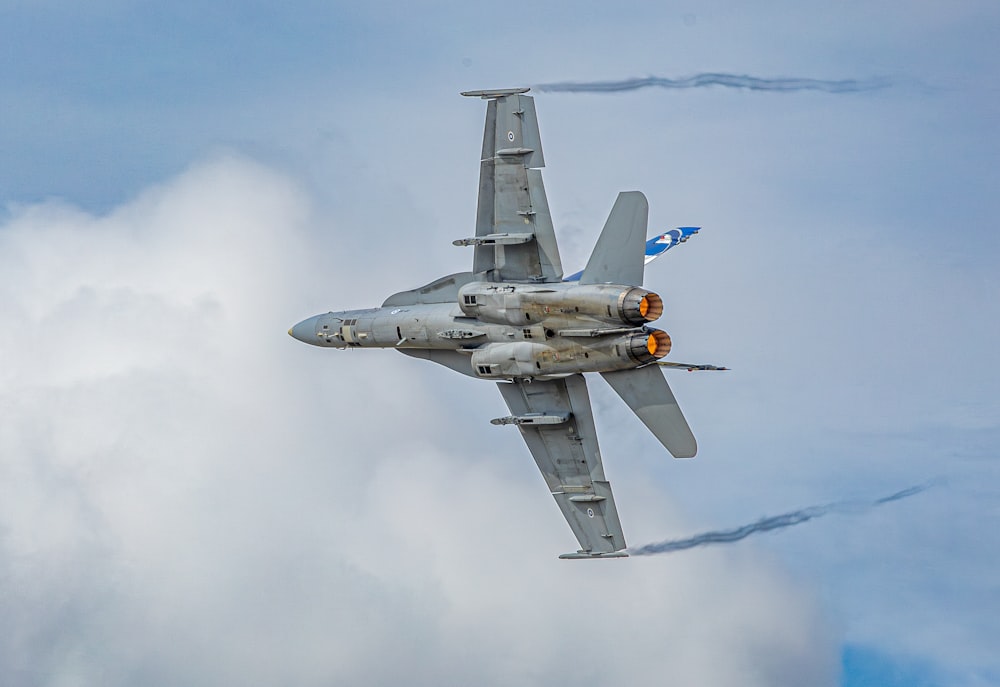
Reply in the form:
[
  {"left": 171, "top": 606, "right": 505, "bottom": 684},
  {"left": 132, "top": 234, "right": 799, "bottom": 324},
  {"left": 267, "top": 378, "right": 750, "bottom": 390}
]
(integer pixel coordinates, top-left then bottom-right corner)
[
  {"left": 630, "top": 483, "right": 935, "bottom": 556},
  {"left": 535, "top": 73, "right": 892, "bottom": 94}
]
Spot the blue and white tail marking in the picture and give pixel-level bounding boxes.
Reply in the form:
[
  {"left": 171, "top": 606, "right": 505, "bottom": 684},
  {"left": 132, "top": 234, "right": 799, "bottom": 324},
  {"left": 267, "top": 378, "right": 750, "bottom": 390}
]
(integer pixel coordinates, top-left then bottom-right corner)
[{"left": 563, "top": 227, "right": 700, "bottom": 282}]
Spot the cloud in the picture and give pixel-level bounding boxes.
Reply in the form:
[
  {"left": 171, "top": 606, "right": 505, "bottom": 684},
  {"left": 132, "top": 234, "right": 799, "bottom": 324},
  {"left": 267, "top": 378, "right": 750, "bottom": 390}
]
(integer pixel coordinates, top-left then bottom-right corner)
[
  {"left": 0, "top": 156, "right": 838, "bottom": 686},
  {"left": 2, "top": 4, "right": 998, "bottom": 684}
]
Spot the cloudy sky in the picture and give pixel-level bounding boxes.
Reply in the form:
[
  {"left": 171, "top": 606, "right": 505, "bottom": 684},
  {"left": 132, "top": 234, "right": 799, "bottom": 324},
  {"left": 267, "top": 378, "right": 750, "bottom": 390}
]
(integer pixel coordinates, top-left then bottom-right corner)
[{"left": 2, "top": 2, "right": 998, "bottom": 685}]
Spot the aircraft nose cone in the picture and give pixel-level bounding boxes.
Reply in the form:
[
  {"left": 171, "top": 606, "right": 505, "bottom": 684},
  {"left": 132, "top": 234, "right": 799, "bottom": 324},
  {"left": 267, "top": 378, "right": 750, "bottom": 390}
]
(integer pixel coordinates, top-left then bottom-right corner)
[{"left": 288, "top": 316, "right": 319, "bottom": 344}]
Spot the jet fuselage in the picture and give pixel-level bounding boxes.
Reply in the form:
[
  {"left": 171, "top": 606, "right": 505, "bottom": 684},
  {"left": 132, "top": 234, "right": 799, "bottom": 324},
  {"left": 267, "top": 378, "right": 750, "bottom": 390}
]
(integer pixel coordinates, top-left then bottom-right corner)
[{"left": 288, "top": 280, "right": 671, "bottom": 381}]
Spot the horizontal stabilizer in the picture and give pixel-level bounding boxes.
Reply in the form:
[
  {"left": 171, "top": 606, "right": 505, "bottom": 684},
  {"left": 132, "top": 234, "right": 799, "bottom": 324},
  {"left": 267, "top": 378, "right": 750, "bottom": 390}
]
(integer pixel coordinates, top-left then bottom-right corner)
[
  {"left": 579, "top": 192, "right": 648, "bottom": 286},
  {"left": 600, "top": 365, "right": 697, "bottom": 458}
]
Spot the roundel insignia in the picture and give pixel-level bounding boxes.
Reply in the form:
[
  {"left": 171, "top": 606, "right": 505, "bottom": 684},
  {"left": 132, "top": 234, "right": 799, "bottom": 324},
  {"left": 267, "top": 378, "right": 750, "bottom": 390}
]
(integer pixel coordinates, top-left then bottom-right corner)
[
  {"left": 587, "top": 508, "right": 595, "bottom": 518},
  {"left": 507, "top": 130, "right": 515, "bottom": 142}
]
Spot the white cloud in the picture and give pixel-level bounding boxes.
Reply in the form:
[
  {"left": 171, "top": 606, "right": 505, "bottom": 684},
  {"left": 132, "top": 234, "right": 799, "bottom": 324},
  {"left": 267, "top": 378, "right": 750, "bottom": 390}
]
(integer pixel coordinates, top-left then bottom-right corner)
[{"left": 0, "top": 156, "right": 837, "bottom": 686}]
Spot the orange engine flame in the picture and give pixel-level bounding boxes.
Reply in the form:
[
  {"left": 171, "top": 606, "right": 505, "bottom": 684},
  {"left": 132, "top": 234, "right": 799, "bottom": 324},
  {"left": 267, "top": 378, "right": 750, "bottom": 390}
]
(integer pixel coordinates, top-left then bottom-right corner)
[
  {"left": 646, "top": 330, "right": 672, "bottom": 358},
  {"left": 640, "top": 293, "right": 664, "bottom": 321}
]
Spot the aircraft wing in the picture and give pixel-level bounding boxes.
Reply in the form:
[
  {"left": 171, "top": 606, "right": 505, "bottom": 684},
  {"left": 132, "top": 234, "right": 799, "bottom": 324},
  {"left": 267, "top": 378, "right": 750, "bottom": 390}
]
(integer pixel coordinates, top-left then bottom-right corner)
[
  {"left": 460, "top": 89, "right": 563, "bottom": 282},
  {"left": 495, "top": 374, "right": 628, "bottom": 558}
]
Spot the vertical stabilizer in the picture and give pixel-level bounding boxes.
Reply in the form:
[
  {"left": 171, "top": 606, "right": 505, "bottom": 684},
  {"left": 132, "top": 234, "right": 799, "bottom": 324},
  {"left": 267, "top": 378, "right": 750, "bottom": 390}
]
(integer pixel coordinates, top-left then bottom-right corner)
[
  {"left": 579, "top": 191, "right": 648, "bottom": 286},
  {"left": 600, "top": 365, "right": 697, "bottom": 458}
]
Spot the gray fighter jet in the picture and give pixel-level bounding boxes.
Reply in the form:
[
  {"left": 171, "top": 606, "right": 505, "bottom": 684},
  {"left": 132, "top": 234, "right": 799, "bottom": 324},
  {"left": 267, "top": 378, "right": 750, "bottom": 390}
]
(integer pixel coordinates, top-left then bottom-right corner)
[{"left": 290, "top": 88, "right": 722, "bottom": 559}]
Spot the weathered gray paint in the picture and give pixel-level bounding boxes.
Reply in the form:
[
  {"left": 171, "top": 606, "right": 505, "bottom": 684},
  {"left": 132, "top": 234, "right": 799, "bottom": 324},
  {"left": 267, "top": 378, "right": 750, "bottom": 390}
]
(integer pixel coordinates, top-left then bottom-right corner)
[
  {"left": 497, "top": 374, "right": 626, "bottom": 554},
  {"left": 289, "top": 90, "right": 709, "bottom": 558},
  {"left": 471, "top": 92, "right": 562, "bottom": 283}
]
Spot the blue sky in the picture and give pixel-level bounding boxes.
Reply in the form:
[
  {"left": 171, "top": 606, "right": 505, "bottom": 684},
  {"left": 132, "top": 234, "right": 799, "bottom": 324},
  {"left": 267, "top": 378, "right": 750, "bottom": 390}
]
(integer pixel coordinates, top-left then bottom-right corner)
[{"left": 1, "top": 2, "right": 998, "bottom": 685}]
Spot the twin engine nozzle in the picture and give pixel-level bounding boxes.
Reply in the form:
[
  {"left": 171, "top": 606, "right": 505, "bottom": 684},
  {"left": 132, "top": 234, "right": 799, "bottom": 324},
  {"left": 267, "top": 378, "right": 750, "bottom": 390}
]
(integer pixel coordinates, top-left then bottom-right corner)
[
  {"left": 470, "top": 328, "right": 672, "bottom": 379},
  {"left": 458, "top": 282, "right": 664, "bottom": 327},
  {"left": 634, "top": 328, "right": 672, "bottom": 360},
  {"left": 620, "top": 288, "right": 663, "bottom": 325}
]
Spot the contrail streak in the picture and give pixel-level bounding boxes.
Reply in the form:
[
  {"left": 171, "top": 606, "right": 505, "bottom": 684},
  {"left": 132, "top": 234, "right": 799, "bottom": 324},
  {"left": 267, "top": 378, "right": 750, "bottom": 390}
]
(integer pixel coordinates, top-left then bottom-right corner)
[
  {"left": 629, "top": 483, "right": 933, "bottom": 557},
  {"left": 535, "top": 73, "right": 892, "bottom": 94}
]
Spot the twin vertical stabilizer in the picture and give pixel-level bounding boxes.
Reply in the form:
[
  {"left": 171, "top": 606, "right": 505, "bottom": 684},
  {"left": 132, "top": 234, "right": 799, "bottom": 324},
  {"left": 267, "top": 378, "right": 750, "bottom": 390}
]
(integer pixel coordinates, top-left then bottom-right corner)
[{"left": 579, "top": 191, "right": 649, "bottom": 286}]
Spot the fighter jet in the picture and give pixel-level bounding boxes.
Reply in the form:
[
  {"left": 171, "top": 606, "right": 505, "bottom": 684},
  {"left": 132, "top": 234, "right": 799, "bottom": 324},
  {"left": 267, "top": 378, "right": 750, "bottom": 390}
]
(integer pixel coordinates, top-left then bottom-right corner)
[{"left": 289, "top": 88, "right": 722, "bottom": 559}]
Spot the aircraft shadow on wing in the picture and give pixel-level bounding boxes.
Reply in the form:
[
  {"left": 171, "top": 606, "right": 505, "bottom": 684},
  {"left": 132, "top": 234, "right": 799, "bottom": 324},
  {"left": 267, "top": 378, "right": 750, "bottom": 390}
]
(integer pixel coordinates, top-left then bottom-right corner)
[{"left": 290, "top": 88, "right": 725, "bottom": 558}]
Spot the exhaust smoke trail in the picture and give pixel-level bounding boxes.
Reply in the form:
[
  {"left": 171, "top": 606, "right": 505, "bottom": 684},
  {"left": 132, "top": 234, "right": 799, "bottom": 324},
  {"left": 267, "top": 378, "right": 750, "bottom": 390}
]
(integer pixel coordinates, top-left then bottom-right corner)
[
  {"left": 629, "top": 483, "right": 934, "bottom": 557},
  {"left": 535, "top": 73, "right": 891, "bottom": 95}
]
